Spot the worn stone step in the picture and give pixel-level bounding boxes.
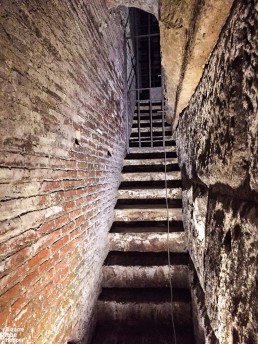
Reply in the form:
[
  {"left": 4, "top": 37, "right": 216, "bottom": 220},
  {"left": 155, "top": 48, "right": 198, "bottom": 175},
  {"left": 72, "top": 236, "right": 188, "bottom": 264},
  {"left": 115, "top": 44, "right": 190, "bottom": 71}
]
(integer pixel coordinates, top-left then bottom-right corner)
[
  {"left": 103, "top": 265, "right": 189, "bottom": 288},
  {"left": 121, "top": 171, "right": 181, "bottom": 181},
  {"left": 133, "top": 115, "right": 163, "bottom": 122},
  {"left": 131, "top": 126, "right": 171, "bottom": 133},
  {"left": 103, "top": 252, "right": 189, "bottom": 288},
  {"left": 130, "top": 136, "right": 172, "bottom": 142},
  {"left": 134, "top": 109, "right": 162, "bottom": 114},
  {"left": 109, "top": 231, "right": 187, "bottom": 252},
  {"left": 114, "top": 206, "right": 182, "bottom": 221},
  {"left": 132, "top": 122, "right": 170, "bottom": 129},
  {"left": 128, "top": 146, "right": 176, "bottom": 154},
  {"left": 129, "top": 139, "right": 170, "bottom": 146},
  {"left": 119, "top": 180, "right": 182, "bottom": 189},
  {"left": 132, "top": 113, "right": 163, "bottom": 119},
  {"left": 129, "top": 140, "right": 174, "bottom": 148},
  {"left": 130, "top": 130, "right": 171, "bottom": 138},
  {"left": 133, "top": 118, "right": 166, "bottom": 124},
  {"left": 135, "top": 105, "right": 162, "bottom": 111},
  {"left": 117, "top": 188, "right": 182, "bottom": 200},
  {"left": 110, "top": 220, "right": 184, "bottom": 233},
  {"left": 97, "top": 288, "right": 192, "bottom": 326},
  {"left": 123, "top": 157, "right": 177, "bottom": 166},
  {"left": 134, "top": 103, "right": 162, "bottom": 113},
  {"left": 91, "top": 324, "right": 195, "bottom": 344}
]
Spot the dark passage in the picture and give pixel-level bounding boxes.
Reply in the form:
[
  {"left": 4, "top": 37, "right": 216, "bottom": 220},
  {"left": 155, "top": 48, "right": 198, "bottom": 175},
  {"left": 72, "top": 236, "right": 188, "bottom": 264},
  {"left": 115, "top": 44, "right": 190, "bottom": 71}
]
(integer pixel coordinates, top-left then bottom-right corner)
[{"left": 90, "top": 8, "right": 194, "bottom": 344}]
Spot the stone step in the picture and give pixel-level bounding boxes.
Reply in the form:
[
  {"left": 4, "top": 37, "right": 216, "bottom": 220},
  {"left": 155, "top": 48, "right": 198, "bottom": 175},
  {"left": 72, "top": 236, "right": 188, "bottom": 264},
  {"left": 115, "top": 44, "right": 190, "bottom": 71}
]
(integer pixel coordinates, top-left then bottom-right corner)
[
  {"left": 134, "top": 105, "right": 162, "bottom": 110},
  {"left": 133, "top": 118, "right": 166, "bottom": 128},
  {"left": 96, "top": 288, "right": 192, "bottom": 327},
  {"left": 131, "top": 126, "right": 171, "bottom": 133},
  {"left": 132, "top": 119, "right": 166, "bottom": 125},
  {"left": 117, "top": 188, "right": 182, "bottom": 200},
  {"left": 132, "top": 122, "right": 170, "bottom": 129},
  {"left": 103, "top": 252, "right": 189, "bottom": 288},
  {"left": 135, "top": 105, "right": 162, "bottom": 111},
  {"left": 121, "top": 171, "right": 181, "bottom": 182},
  {"left": 130, "top": 130, "right": 171, "bottom": 138},
  {"left": 91, "top": 324, "right": 194, "bottom": 344},
  {"left": 102, "top": 265, "right": 189, "bottom": 289},
  {"left": 123, "top": 157, "right": 178, "bottom": 166},
  {"left": 114, "top": 207, "right": 182, "bottom": 222},
  {"left": 130, "top": 136, "right": 172, "bottom": 143},
  {"left": 129, "top": 140, "right": 174, "bottom": 148},
  {"left": 133, "top": 114, "right": 163, "bottom": 122},
  {"left": 110, "top": 220, "right": 184, "bottom": 233},
  {"left": 109, "top": 231, "right": 187, "bottom": 252},
  {"left": 128, "top": 147, "right": 176, "bottom": 154}
]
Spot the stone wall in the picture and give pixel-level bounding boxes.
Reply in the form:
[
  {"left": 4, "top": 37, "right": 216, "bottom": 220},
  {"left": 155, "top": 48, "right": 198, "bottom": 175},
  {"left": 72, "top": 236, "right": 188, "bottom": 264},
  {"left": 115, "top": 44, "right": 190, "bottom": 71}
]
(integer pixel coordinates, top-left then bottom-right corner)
[
  {"left": 0, "top": 1, "right": 126, "bottom": 343},
  {"left": 176, "top": 0, "right": 258, "bottom": 343},
  {"left": 160, "top": 0, "right": 233, "bottom": 129}
]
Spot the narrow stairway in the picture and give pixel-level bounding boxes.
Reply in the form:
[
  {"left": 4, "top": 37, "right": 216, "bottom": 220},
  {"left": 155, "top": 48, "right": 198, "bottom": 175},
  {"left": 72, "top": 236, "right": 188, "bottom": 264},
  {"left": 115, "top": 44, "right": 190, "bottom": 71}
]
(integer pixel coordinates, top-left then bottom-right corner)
[{"left": 91, "top": 102, "right": 195, "bottom": 344}]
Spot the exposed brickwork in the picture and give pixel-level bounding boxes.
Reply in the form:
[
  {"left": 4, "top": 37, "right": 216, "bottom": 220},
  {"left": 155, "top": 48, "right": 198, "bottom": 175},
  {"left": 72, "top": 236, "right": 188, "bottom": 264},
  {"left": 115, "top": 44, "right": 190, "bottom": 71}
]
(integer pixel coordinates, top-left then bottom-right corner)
[
  {"left": 176, "top": 1, "right": 258, "bottom": 343},
  {"left": 0, "top": 1, "right": 126, "bottom": 342}
]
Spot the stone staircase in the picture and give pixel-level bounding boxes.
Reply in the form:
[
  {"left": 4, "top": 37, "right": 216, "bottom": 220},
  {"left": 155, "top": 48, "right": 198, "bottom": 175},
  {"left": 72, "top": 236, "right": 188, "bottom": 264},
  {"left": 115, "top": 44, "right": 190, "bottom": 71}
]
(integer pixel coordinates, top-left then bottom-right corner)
[{"left": 91, "top": 102, "right": 194, "bottom": 344}]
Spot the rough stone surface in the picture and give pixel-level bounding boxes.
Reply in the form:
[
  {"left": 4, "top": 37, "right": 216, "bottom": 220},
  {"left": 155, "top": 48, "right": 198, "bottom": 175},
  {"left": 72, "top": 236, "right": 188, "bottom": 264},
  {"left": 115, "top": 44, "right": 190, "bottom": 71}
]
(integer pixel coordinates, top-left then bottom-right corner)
[
  {"left": 117, "top": 188, "right": 182, "bottom": 199},
  {"left": 102, "top": 265, "right": 189, "bottom": 288},
  {"left": 114, "top": 207, "right": 182, "bottom": 222},
  {"left": 129, "top": 146, "right": 176, "bottom": 153},
  {"left": 177, "top": 0, "right": 258, "bottom": 192},
  {"left": 160, "top": 0, "right": 233, "bottom": 128},
  {"left": 176, "top": 0, "right": 233, "bottom": 121},
  {"left": 176, "top": 1, "right": 258, "bottom": 343},
  {"left": 0, "top": 1, "right": 127, "bottom": 343},
  {"left": 123, "top": 157, "right": 178, "bottom": 165},
  {"left": 121, "top": 171, "right": 181, "bottom": 181},
  {"left": 109, "top": 232, "right": 187, "bottom": 252},
  {"left": 160, "top": 0, "right": 195, "bottom": 126}
]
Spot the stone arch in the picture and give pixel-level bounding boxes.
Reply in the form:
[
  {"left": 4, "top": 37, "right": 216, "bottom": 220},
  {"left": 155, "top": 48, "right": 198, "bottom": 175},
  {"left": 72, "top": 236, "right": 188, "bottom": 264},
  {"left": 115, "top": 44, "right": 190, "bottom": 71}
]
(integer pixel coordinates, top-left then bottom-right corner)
[
  {"left": 106, "top": 0, "right": 159, "bottom": 19},
  {"left": 107, "top": 0, "right": 233, "bottom": 130}
]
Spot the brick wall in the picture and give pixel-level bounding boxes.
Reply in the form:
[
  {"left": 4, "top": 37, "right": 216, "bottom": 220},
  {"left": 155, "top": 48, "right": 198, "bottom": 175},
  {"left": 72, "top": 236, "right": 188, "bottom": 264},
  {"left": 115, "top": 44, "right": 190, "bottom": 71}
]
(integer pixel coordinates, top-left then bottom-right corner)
[
  {"left": 176, "top": 1, "right": 258, "bottom": 343},
  {"left": 0, "top": 1, "right": 127, "bottom": 342}
]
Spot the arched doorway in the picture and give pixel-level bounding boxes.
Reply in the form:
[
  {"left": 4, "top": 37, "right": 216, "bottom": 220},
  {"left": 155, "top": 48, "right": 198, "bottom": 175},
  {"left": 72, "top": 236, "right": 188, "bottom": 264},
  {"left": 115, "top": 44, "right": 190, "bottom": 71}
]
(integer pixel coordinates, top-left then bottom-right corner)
[{"left": 125, "top": 8, "right": 169, "bottom": 149}]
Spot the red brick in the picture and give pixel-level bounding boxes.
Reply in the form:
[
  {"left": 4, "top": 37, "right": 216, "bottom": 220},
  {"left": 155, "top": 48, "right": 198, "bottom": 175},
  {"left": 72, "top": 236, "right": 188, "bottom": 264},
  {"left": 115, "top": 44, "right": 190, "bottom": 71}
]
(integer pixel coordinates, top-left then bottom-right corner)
[
  {"left": 55, "top": 214, "right": 70, "bottom": 228},
  {"left": 51, "top": 235, "right": 69, "bottom": 253},
  {"left": 27, "top": 249, "right": 50, "bottom": 269},
  {"left": 39, "top": 219, "right": 56, "bottom": 235},
  {"left": 0, "top": 283, "right": 22, "bottom": 307}
]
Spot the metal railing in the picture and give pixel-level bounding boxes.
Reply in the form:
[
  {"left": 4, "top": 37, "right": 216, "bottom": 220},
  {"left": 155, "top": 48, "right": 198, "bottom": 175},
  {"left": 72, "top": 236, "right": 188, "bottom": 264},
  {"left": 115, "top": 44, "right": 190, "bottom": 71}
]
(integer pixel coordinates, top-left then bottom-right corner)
[{"left": 124, "top": 9, "right": 167, "bottom": 149}]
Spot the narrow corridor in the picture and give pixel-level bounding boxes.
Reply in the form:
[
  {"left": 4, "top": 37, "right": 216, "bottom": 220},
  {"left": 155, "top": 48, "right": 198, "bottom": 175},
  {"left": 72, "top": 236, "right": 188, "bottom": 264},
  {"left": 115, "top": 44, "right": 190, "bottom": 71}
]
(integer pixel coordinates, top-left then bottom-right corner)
[
  {"left": 0, "top": 1, "right": 256, "bottom": 343},
  {"left": 91, "top": 101, "right": 194, "bottom": 343}
]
